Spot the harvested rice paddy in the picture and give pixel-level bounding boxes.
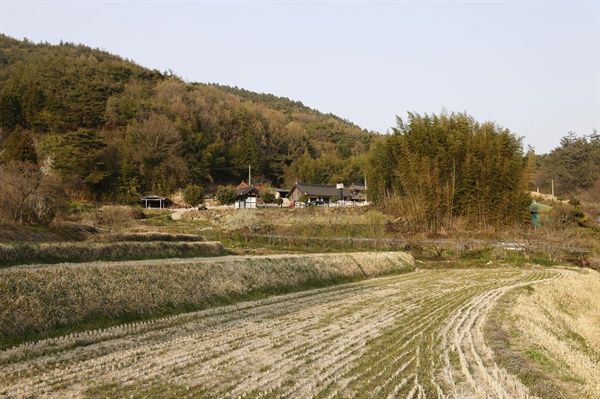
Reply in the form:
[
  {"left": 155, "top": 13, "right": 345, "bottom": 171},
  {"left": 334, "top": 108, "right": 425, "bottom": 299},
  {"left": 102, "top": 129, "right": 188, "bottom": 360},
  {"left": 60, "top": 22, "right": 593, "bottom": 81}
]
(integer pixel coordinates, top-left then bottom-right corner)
[{"left": 1, "top": 266, "right": 597, "bottom": 398}]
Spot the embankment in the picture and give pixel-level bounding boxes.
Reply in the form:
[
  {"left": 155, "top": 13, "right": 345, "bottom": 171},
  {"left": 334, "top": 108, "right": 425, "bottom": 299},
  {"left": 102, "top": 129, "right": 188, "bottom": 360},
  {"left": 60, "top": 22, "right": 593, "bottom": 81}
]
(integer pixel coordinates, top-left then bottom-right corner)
[
  {"left": 0, "top": 240, "right": 225, "bottom": 267},
  {"left": 0, "top": 251, "right": 414, "bottom": 339}
]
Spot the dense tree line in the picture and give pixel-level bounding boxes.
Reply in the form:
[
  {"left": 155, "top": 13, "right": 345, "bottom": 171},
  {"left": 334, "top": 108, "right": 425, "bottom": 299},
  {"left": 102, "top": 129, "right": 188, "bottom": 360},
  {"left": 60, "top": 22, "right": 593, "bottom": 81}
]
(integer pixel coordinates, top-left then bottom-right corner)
[{"left": 532, "top": 131, "right": 600, "bottom": 199}]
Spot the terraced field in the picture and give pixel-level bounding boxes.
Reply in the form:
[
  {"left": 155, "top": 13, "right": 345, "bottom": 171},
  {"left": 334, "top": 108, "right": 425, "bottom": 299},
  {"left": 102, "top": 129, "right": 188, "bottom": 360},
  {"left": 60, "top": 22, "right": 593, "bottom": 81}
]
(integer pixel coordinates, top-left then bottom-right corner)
[{"left": 0, "top": 267, "right": 579, "bottom": 398}]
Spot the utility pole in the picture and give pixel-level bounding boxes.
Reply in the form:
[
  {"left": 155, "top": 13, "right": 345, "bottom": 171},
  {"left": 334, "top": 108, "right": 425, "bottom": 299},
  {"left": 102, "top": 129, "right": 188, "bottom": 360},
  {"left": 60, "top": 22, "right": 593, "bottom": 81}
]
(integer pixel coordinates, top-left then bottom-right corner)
[
  {"left": 551, "top": 179, "right": 554, "bottom": 199},
  {"left": 248, "top": 165, "right": 252, "bottom": 186}
]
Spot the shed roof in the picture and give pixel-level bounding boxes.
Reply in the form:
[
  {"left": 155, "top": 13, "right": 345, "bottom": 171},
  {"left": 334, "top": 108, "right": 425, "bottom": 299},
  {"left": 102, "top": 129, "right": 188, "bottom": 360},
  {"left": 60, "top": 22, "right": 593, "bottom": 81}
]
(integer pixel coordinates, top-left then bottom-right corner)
[
  {"left": 141, "top": 194, "right": 167, "bottom": 200},
  {"left": 529, "top": 201, "right": 553, "bottom": 213}
]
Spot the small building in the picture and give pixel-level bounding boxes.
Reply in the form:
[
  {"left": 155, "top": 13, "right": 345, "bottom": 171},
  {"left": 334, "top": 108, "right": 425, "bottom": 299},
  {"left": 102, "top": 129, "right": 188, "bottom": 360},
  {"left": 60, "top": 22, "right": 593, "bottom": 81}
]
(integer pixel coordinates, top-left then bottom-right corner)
[
  {"left": 140, "top": 195, "right": 172, "bottom": 209},
  {"left": 287, "top": 182, "right": 352, "bottom": 204},
  {"left": 235, "top": 185, "right": 260, "bottom": 209},
  {"left": 348, "top": 184, "right": 367, "bottom": 202}
]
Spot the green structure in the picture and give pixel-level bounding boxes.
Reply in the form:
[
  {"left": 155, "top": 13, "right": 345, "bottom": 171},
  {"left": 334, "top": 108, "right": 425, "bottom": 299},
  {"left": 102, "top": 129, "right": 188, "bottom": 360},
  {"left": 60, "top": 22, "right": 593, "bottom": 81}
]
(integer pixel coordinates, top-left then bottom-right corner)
[{"left": 529, "top": 201, "right": 553, "bottom": 227}]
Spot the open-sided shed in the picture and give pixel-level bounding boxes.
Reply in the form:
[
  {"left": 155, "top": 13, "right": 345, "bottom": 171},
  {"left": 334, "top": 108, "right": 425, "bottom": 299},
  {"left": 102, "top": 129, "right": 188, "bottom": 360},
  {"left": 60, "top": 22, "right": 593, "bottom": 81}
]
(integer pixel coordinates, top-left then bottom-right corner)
[{"left": 141, "top": 195, "right": 172, "bottom": 209}]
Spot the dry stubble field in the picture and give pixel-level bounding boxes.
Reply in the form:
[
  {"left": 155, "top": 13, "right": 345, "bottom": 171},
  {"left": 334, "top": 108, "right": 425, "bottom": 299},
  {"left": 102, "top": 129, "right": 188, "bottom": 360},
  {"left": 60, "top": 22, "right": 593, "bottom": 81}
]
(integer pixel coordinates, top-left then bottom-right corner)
[{"left": 1, "top": 266, "right": 597, "bottom": 399}]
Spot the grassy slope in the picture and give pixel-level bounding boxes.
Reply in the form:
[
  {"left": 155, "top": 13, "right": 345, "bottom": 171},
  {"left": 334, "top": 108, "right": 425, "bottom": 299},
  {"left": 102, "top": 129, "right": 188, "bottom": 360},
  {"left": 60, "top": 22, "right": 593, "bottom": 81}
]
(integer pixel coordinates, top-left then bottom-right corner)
[
  {"left": 0, "top": 241, "right": 226, "bottom": 267},
  {"left": 486, "top": 268, "right": 600, "bottom": 399}
]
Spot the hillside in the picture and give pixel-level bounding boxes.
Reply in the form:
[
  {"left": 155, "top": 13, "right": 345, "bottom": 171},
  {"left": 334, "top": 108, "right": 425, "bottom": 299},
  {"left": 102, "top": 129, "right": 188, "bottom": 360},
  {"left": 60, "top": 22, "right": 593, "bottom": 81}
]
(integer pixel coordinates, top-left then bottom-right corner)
[{"left": 0, "top": 35, "right": 375, "bottom": 202}]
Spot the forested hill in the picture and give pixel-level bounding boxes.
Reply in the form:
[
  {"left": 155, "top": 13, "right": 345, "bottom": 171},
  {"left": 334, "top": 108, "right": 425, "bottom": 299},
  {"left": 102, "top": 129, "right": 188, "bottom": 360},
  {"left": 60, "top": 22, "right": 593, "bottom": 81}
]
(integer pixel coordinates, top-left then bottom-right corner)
[
  {"left": 0, "top": 35, "right": 375, "bottom": 202},
  {"left": 210, "top": 84, "right": 362, "bottom": 128}
]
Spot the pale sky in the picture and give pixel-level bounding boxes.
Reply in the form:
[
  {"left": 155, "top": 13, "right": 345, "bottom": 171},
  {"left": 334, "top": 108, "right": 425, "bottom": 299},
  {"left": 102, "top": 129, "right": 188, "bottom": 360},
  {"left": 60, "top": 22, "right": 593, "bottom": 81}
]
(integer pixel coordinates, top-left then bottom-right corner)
[{"left": 1, "top": 0, "right": 598, "bottom": 154}]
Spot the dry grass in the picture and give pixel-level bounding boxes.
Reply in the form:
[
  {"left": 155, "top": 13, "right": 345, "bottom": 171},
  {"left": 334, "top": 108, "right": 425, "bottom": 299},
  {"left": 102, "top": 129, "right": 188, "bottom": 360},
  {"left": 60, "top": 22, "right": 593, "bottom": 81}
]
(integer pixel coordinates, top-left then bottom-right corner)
[
  {"left": 0, "top": 222, "right": 88, "bottom": 243},
  {"left": 88, "top": 232, "right": 206, "bottom": 242},
  {"left": 0, "top": 241, "right": 225, "bottom": 267},
  {"left": 0, "top": 251, "right": 414, "bottom": 338},
  {"left": 508, "top": 269, "right": 600, "bottom": 398}
]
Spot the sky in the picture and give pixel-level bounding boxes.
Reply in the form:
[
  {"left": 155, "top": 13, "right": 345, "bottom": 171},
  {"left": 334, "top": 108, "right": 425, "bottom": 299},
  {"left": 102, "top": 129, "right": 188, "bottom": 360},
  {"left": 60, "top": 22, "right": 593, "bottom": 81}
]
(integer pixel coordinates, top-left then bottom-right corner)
[{"left": 0, "top": 0, "right": 598, "bottom": 155}]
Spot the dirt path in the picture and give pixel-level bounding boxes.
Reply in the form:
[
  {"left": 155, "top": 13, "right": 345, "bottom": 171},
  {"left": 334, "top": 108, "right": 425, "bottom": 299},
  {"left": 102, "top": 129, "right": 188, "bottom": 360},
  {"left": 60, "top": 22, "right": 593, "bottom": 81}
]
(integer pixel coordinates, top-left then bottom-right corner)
[
  {"left": 170, "top": 208, "right": 191, "bottom": 220},
  {"left": 0, "top": 268, "right": 566, "bottom": 398}
]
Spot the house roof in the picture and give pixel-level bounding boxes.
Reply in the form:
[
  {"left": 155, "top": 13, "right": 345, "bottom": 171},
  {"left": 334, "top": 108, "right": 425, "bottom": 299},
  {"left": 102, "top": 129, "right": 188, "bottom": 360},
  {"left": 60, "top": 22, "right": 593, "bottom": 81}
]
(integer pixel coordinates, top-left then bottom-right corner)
[
  {"left": 348, "top": 184, "right": 366, "bottom": 191},
  {"left": 237, "top": 180, "right": 263, "bottom": 191},
  {"left": 292, "top": 182, "right": 352, "bottom": 198},
  {"left": 237, "top": 180, "right": 250, "bottom": 190},
  {"left": 237, "top": 185, "right": 260, "bottom": 197}
]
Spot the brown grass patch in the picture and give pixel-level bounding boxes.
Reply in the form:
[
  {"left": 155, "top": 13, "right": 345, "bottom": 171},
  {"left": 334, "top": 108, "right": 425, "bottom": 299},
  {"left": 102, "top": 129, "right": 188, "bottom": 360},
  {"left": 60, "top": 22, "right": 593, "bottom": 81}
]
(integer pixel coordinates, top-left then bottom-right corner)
[
  {"left": 88, "top": 232, "right": 206, "bottom": 243},
  {"left": 487, "top": 269, "right": 600, "bottom": 399}
]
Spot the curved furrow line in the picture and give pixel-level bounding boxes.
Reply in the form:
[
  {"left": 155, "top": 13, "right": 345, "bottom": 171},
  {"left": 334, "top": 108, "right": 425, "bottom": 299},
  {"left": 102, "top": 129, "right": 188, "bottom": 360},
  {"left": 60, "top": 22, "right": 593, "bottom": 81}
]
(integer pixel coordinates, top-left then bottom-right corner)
[
  {"left": 365, "top": 270, "right": 550, "bottom": 398},
  {"left": 463, "top": 270, "right": 567, "bottom": 398},
  {"left": 226, "top": 284, "right": 432, "bottom": 397},
  {"left": 223, "top": 273, "right": 458, "bottom": 397},
  {"left": 337, "top": 277, "right": 490, "bottom": 397},
  {"left": 444, "top": 269, "right": 563, "bottom": 398},
  {"left": 331, "top": 289, "right": 469, "bottom": 392}
]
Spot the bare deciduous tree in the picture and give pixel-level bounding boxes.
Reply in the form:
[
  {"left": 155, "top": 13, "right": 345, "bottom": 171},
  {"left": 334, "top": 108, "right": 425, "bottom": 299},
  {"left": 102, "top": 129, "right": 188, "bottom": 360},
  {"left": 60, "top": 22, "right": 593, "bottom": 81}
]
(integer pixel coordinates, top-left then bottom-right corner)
[
  {"left": 0, "top": 161, "right": 63, "bottom": 225},
  {"left": 128, "top": 113, "right": 181, "bottom": 167}
]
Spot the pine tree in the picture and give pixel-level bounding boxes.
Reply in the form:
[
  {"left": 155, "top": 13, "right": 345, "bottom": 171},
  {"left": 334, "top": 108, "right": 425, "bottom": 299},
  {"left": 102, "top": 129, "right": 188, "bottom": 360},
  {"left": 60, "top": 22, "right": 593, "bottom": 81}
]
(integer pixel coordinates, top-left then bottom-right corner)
[{"left": 0, "top": 127, "right": 38, "bottom": 165}]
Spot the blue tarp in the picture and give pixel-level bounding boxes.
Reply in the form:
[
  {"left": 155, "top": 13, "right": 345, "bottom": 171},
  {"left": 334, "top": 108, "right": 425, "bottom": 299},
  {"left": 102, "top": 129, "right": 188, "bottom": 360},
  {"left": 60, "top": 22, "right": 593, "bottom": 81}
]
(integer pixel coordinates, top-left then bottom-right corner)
[{"left": 529, "top": 201, "right": 552, "bottom": 227}]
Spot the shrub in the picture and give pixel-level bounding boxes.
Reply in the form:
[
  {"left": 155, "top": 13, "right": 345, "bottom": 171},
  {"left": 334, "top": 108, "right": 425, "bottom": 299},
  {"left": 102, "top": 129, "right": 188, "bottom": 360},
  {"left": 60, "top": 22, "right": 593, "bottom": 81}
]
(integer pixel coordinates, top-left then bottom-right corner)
[
  {"left": 216, "top": 185, "right": 237, "bottom": 205},
  {"left": 183, "top": 185, "right": 204, "bottom": 207},
  {"left": 0, "top": 161, "right": 65, "bottom": 226},
  {"left": 261, "top": 189, "right": 275, "bottom": 204}
]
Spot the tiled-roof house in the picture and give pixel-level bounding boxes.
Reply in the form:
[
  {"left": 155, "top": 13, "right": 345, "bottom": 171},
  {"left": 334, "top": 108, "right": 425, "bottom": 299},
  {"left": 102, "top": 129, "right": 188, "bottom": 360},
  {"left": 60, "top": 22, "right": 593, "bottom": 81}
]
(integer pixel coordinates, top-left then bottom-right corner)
[{"left": 287, "top": 182, "right": 352, "bottom": 203}]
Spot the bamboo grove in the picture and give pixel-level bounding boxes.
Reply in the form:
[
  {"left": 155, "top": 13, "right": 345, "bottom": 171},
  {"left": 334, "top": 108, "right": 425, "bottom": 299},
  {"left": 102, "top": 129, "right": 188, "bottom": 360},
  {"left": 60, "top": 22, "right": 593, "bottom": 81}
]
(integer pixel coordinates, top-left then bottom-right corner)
[{"left": 368, "top": 112, "right": 531, "bottom": 231}]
